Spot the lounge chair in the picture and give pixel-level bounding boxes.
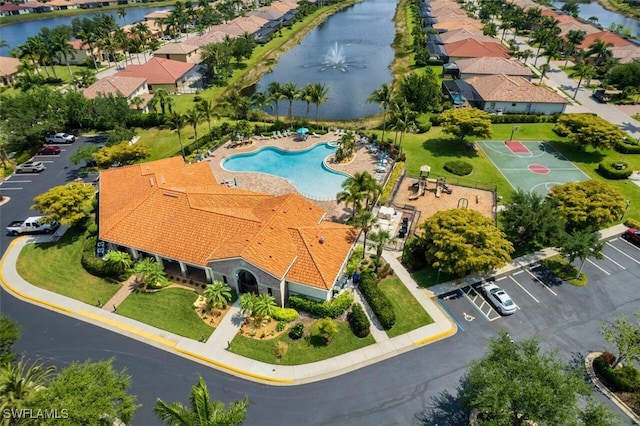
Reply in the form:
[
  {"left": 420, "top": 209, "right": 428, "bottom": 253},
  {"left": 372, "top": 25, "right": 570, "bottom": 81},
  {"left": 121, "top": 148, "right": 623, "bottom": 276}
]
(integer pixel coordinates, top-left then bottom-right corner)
[{"left": 312, "top": 132, "right": 321, "bottom": 138}]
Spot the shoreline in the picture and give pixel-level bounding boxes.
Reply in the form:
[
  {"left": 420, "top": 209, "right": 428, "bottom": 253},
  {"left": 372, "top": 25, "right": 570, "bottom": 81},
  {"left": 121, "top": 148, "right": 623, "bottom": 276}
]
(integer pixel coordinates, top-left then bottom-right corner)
[{"left": 595, "top": 0, "right": 640, "bottom": 19}]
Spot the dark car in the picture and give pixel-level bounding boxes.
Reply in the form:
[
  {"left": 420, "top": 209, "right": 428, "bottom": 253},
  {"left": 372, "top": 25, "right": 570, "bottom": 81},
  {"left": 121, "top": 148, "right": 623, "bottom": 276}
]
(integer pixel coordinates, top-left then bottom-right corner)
[
  {"left": 38, "top": 145, "right": 62, "bottom": 155},
  {"left": 623, "top": 228, "right": 640, "bottom": 245}
]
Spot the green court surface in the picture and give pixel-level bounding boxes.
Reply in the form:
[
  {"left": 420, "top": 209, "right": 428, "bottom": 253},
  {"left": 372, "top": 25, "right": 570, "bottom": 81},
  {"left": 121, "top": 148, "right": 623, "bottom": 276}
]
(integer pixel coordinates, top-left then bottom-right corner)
[{"left": 477, "top": 140, "right": 590, "bottom": 195}]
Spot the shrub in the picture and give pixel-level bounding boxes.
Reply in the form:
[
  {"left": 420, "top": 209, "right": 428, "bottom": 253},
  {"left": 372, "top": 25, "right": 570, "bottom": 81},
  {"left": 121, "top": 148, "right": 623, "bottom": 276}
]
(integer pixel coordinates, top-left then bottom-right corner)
[
  {"left": 624, "top": 218, "right": 640, "bottom": 229},
  {"left": 275, "top": 321, "right": 286, "bottom": 332},
  {"left": 380, "top": 161, "right": 405, "bottom": 205},
  {"left": 273, "top": 341, "right": 288, "bottom": 360},
  {"left": 272, "top": 307, "right": 299, "bottom": 323},
  {"left": 552, "top": 123, "right": 571, "bottom": 137},
  {"left": 443, "top": 160, "right": 473, "bottom": 176},
  {"left": 614, "top": 138, "right": 640, "bottom": 154},
  {"left": 597, "top": 161, "right": 633, "bottom": 180},
  {"left": 593, "top": 353, "right": 640, "bottom": 392},
  {"left": 310, "top": 318, "right": 338, "bottom": 345},
  {"left": 288, "top": 291, "right": 354, "bottom": 318},
  {"left": 81, "top": 235, "right": 109, "bottom": 278},
  {"left": 86, "top": 223, "right": 98, "bottom": 235},
  {"left": 346, "top": 246, "right": 365, "bottom": 277},
  {"left": 358, "top": 271, "right": 396, "bottom": 329},
  {"left": 347, "top": 303, "right": 371, "bottom": 338},
  {"left": 288, "top": 322, "right": 304, "bottom": 340}
]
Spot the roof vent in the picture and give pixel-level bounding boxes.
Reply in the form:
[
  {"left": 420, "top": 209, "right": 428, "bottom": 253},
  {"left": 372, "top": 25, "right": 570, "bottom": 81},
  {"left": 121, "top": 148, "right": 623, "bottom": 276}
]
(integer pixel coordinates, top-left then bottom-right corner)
[
  {"left": 149, "top": 177, "right": 155, "bottom": 187},
  {"left": 162, "top": 192, "right": 179, "bottom": 198},
  {"left": 160, "top": 175, "right": 166, "bottom": 184},
  {"left": 319, "top": 236, "right": 325, "bottom": 244}
]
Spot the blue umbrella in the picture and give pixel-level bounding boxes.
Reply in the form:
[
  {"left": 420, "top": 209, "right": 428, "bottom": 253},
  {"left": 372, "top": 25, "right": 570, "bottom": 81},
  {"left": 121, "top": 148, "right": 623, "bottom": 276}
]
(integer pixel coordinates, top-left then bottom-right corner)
[{"left": 297, "top": 128, "right": 309, "bottom": 134}]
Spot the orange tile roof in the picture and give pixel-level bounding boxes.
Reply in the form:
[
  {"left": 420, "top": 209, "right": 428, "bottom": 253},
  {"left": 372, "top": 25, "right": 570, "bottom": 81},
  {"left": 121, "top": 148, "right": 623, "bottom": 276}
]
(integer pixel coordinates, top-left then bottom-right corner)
[
  {"left": 0, "top": 57, "right": 21, "bottom": 77},
  {"left": 115, "top": 57, "right": 195, "bottom": 85},
  {"left": 434, "top": 18, "right": 483, "bottom": 32},
  {"left": 579, "top": 31, "right": 632, "bottom": 49},
  {"left": 99, "top": 158, "right": 355, "bottom": 290},
  {"left": 440, "top": 28, "right": 496, "bottom": 44},
  {"left": 466, "top": 74, "right": 567, "bottom": 104},
  {"left": 82, "top": 75, "right": 147, "bottom": 99},
  {"left": 445, "top": 38, "right": 510, "bottom": 59}
]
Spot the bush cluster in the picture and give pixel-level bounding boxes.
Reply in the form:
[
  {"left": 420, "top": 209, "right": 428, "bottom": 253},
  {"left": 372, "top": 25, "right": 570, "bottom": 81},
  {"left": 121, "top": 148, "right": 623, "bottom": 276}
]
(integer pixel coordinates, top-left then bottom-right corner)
[
  {"left": 597, "top": 161, "right": 633, "bottom": 180},
  {"left": 347, "top": 303, "right": 371, "bottom": 338},
  {"left": 624, "top": 218, "right": 640, "bottom": 229},
  {"left": 81, "top": 235, "right": 109, "bottom": 278},
  {"left": 443, "top": 160, "right": 473, "bottom": 176},
  {"left": 275, "top": 321, "right": 286, "bottom": 332},
  {"left": 272, "top": 307, "right": 299, "bottom": 323},
  {"left": 614, "top": 138, "right": 640, "bottom": 154},
  {"left": 288, "top": 291, "right": 354, "bottom": 318},
  {"left": 358, "top": 271, "right": 396, "bottom": 330},
  {"left": 593, "top": 352, "right": 640, "bottom": 392},
  {"left": 430, "top": 113, "right": 557, "bottom": 127},
  {"left": 288, "top": 322, "right": 304, "bottom": 340}
]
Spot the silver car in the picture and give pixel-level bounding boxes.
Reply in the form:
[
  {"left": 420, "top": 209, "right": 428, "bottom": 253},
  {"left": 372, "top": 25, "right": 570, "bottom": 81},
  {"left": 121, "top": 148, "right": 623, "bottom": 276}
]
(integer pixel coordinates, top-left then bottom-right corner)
[
  {"left": 481, "top": 282, "right": 517, "bottom": 315},
  {"left": 16, "top": 161, "right": 46, "bottom": 173}
]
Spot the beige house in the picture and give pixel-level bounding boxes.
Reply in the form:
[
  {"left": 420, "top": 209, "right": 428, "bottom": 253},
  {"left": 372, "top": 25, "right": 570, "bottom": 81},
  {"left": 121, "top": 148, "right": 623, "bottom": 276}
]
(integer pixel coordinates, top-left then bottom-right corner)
[
  {"left": 82, "top": 75, "right": 151, "bottom": 112},
  {"left": 455, "top": 57, "right": 533, "bottom": 80},
  {"left": 0, "top": 57, "right": 22, "bottom": 86},
  {"left": 46, "top": 0, "right": 77, "bottom": 10},
  {"left": 114, "top": 57, "right": 197, "bottom": 94},
  {"left": 153, "top": 43, "right": 201, "bottom": 64}
]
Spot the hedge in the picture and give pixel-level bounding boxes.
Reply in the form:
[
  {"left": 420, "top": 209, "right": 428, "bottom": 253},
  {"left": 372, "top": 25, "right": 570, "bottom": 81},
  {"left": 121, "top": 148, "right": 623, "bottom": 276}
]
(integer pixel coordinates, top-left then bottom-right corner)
[
  {"left": 347, "top": 303, "right": 371, "bottom": 338},
  {"left": 358, "top": 271, "right": 396, "bottom": 330},
  {"left": 288, "top": 291, "right": 354, "bottom": 318},
  {"left": 430, "top": 113, "right": 558, "bottom": 127},
  {"left": 288, "top": 322, "right": 304, "bottom": 340},
  {"left": 443, "top": 160, "right": 473, "bottom": 176},
  {"left": 81, "top": 235, "right": 110, "bottom": 278},
  {"left": 597, "top": 161, "right": 633, "bottom": 180},
  {"left": 593, "top": 352, "right": 640, "bottom": 392},
  {"left": 272, "top": 307, "right": 299, "bottom": 322},
  {"left": 615, "top": 138, "right": 640, "bottom": 154},
  {"left": 624, "top": 218, "right": 640, "bottom": 229}
]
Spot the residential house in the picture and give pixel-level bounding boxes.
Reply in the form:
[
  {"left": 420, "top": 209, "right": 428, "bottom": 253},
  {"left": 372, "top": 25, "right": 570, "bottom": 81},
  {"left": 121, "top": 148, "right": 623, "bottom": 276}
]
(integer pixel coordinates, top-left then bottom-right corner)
[
  {"left": 465, "top": 74, "right": 568, "bottom": 114},
  {"left": 444, "top": 39, "right": 510, "bottom": 63},
  {"left": 453, "top": 57, "right": 533, "bottom": 80},
  {"left": 433, "top": 18, "right": 483, "bottom": 33},
  {"left": 0, "top": 3, "right": 29, "bottom": 16},
  {"left": 0, "top": 57, "right": 22, "bottom": 86},
  {"left": 22, "top": 1, "right": 54, "bottom": 13},
  {"left": 99, "top": 157, "right": 358, "bottom": 306},
  {"left": 82, "top": 75, "right": 151, "bottom": 112},
  {"left": 578, "top": 31, "right": 640, "bottom": 64},
  {"left": 46, "top": 0, "right": 77, "bottom": 10},
  {"left": 115, "top": 57, "right": 197, "bottom": 94},
  {"left": 439, "top": 28, "right": 496, "bottom": 45},
  {"left": 57, "top": 39, "right": 97, "bottom": 65},
  {"left": 153, "top": 43, "right": 201, "bottom": 64}
]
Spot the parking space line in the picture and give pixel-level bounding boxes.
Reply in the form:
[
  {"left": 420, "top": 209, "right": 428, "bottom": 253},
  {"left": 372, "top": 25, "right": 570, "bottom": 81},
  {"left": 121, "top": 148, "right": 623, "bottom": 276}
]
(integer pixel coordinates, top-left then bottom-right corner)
[
  {"left": 606, "top": 242, "right": 640, "bottom": 264},
  {"left": 2, "top": 180, "right": 32, "bottom": 183},
  {"left": 509, "top": 275, "right": 540, "bottom": 303},
  {"left": 601, "top": 253, "right": 625, "bottom": 270},
  {"left": 587, "top": 258, "right": 610, "bottom": 275},
  {"left": 463, "top": 286, "right": 502, "bottom": 321},
  {"left": 461, "top": 288, "right": 493, "bottom": 321},
  {"left": 620, "top": 238, "right": 640, "bottom": 252},
  {"left": 512, "top": 270, "right": 523, "bottom": 275},
  {"left": 0, "top": 187, "right": 22, "bottom": 190},
  {"left": 39, "top": 160, "right": 55, "bottom": 163},
  {"left": 525, "top": 268, "right": 557, "bottom": 296},
  {"left": 495, "top": 276, "right": 507, "bottom": 281}
]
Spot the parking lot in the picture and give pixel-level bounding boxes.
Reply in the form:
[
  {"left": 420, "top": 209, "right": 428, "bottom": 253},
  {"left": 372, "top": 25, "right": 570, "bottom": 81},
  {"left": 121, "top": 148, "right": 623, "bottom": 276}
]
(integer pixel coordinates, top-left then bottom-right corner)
[{"left": 438, "top": 234, "right": 640, "bottom": 332}]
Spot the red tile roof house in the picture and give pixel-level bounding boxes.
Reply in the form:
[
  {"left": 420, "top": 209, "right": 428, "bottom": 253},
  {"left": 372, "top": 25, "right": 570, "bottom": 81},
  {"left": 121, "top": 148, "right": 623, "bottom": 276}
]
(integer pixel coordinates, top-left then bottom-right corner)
[
  {"left": 114, "top": 57, "right": 198, "bottom": 94},
  {"left": 465, "top": 74, "right": 568, "bottom": 115},
  {"left": 454, "top": 57, "right": 533, "bottom": 81},
  {"left": 81, "top": 75, "right": 151, "bottom": 112},
  {"left": 444, "top": 39, "right": 510, "bottom": 63},
  {"left": 99, "top": 157, "right": 358, "bottom": 306},
  {"left": 0, "top": 3, "right": 29, "bottom": 16}
]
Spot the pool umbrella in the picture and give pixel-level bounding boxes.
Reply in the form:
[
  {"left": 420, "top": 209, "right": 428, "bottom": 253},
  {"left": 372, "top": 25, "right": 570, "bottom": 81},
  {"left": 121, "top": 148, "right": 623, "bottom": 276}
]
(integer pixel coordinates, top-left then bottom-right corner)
[{"left": 297, "top": 128, "right": 309, "bottom": 134}]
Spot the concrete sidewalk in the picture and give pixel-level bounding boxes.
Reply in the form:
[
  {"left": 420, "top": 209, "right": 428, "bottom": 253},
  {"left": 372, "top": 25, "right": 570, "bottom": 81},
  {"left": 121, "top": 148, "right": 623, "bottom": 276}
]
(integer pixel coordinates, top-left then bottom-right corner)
[{"left": 0, "top": 236, "right": 455, "bottom": 385}]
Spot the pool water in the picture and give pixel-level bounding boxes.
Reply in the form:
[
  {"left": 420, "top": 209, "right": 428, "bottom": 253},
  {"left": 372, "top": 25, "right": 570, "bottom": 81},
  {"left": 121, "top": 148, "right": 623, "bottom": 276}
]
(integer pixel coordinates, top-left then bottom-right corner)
[{"left": 222, "top": 143, "right": 348, "bottom": 200}]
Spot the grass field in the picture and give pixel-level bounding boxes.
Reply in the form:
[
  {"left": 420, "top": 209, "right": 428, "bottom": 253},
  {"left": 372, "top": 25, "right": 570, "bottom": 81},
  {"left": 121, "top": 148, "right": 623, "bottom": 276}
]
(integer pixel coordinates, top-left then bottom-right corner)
[
  {"left": 410, "top": 266, "right": 457, "bottom": 288},
  {"left": 379, "top": 277, "right": 433, "bottom": 338},
  {"left": 16, "top": 229, "right": 120, "bottom": 305},
  {"left": 230, "top": 320, "right": 374, "bottom": 365},
  {"left": 116, "top": 288, "right": 214, "bottom": 340}
]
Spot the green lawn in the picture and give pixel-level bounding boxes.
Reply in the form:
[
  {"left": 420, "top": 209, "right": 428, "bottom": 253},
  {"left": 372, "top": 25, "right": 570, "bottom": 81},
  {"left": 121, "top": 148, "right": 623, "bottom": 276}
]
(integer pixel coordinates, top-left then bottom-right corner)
[
  {"left": 410, "top": 266, "right": 458, "bottom": 288},
  {"left": 230, "top": 320, "right": 374, "bottom": 365},
  {"left": 16, "top": 229, "right": 120, "bottom": 305},
  {"left": 116, "top": 288, "right": 214, "bottom": 340},
  {"left": 379, "top": 277, "right": 433, "bottom": 338}
]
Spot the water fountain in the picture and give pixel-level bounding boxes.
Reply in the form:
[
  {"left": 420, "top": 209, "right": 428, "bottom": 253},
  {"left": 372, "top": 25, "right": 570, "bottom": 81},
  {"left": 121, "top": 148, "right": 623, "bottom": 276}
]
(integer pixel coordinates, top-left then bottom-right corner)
[{"left": 322, "top": 42, "right": 348, "bottom": 72}]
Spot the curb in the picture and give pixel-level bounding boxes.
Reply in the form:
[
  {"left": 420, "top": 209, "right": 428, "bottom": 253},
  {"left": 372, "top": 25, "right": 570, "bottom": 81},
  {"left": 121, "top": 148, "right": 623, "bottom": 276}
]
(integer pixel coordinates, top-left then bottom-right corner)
[
  {"left": 585, "top": 352, "right": 640, "bottom": 424},
  {"left": 414, "top": 324, "right": 457, "bottom": 347}
]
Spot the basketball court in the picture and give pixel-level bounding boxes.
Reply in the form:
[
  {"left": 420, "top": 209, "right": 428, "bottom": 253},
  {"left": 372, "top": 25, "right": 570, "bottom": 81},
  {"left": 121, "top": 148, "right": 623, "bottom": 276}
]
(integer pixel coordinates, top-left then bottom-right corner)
[{"left": 476, "top": 140, "right": 589, "bottom": 195}]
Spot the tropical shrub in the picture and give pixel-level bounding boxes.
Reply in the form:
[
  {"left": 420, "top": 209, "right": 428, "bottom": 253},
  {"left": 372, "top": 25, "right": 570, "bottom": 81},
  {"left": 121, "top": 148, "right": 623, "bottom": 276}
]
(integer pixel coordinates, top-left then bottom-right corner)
[
  {"left": 272, "top": 307, "right": 299, "bottom": 322},
  {"left": 273, "top": 341, "right": 289, "bottom": 360},
  {"left": 597, "top": 161, "right": 633, "bottom": 180},
  {"left": 614, "top": 138, "right": 640, "bottom": 154},
  {"left": 347, "top": 303, "right": 371, "bottom": 338},
  {"left": 275, "top": 321, "right": 286, "bottom": 332},
  {"left": 288, "top": 291, "right": 354, "bottom": 318},
  {"left": 624, "top": 218, "right": 640, "bottom": 229},
  {"left": 310, "top": 318, "right": 338, "bottom": 345},
  {"left": 288, "top": 322, "right": 304, "bottom": 340},
  {"left": 443, "top": 160, "right": 473, "bottom": 176},
  {"left": 81, "top": 235, "right": 109, "bottom": 278},
  {"left": 346, "top": 246, "right": 365, "bottom": 277},
  {"left": 379, "top": 162, "right": 405, "bottom": 204},
  {"left": 359, "top": 271, "right": 396, "bottom": 329},
  {"left": 593, "top": 352, "right": 640, "bottom": 392}
]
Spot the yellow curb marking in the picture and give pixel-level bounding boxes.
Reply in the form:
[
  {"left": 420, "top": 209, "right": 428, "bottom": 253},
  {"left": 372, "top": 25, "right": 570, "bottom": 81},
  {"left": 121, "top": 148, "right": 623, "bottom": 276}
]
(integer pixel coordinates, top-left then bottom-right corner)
[
  {"left": 175, "top": 347, "right": 295, "bottom": 384},
  {"left": 77, "top": 309, "right": 178, "bottom": 348},
  {"left": 413, "top": 325, "right": 457, "bottom": 347}
]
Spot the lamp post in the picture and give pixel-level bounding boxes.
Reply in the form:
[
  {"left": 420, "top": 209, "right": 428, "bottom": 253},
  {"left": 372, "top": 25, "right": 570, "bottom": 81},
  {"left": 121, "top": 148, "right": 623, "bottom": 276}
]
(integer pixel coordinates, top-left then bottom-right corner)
[
  {"left": 437, "top": 266, "right": 442, "bottom": 282},
  {"left": 509, "top": 126, "right": 520, "bottom": 142}
]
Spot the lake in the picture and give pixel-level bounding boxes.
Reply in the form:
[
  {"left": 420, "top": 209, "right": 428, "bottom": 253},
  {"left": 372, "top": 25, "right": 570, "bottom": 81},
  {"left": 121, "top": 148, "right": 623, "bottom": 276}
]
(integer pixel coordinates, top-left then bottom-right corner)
[{"left": 551, "top": 0, "right": 639, "bottom": 38}]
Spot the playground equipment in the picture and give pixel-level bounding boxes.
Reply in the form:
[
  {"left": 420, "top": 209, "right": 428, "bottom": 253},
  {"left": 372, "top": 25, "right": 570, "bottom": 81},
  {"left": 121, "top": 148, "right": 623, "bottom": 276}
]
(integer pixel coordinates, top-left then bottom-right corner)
[
  {"left": 409, "top": 177, "right": 427, "bottom": 200},
  {"left": 435, "top": 177, "right": 452, "bottom": 198},
  {"left": 458, "top": 198, "right": 468, "bottom": 209}
]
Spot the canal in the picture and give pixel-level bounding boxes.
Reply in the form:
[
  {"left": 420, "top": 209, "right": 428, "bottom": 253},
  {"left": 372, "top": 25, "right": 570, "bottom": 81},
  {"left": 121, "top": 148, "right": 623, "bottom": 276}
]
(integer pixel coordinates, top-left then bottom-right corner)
[{"left": 551, "top": 0, "right": 639, "bottom": 38}]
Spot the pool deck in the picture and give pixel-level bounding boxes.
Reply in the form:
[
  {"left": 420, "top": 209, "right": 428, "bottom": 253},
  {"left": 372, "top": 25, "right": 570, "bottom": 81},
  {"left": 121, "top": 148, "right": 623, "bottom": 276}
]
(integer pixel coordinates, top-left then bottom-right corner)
[{"left": 206, "top": 132, "right": 386, "bottom": 222}]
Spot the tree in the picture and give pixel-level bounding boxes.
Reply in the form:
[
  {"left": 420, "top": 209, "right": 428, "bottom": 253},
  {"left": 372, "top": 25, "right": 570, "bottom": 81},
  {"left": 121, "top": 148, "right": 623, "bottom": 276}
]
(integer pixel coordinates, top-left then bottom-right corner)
[
  {"left": 419, "top": 209, "right": 514, "bottom": 277},
  {"left": 500, "top": 189, "right": 565, "bottom": 251},
  {"left": 155, "top": 376, "right": 248, "bottom": 426},
  {"left": 564, "top": 29, "right": 586, "bottom": 68},
  {"left": 367, "top": 83, "right": 393, "bottom": 143},
  {"left": 558, "top": 229, "right": 604, "bottom": 278},
  {"left": 239, "top": 293, "right": 258, "bottom": 318},
  {"left": 538, "top": 62, "right": 550, "bottom": 83},
  {"left": 550, "top": 180, "right": 627, "bottom": 231},
  {"left": 153, "top": 89, "right": 171, "bottom": 115},
  {"left": 310, "top": 318, "right": 338, "bottom": 345},
  {"left": 102, "top": 250, "right": 133, "bottom": 275},
  {"left": 460, "top": 332, "right": 611, "bottom": 425},
  {"left": 0, "top": 358, "right": 56, "bottom": 414},
  {"left": 280, "top": 82, "right": 299, "bottom": 126},
  {"left": 605, "top": 62, "right": 640, "bottom": 92},
  {"left": 369, "top": 229, "right": 392, "bottom": 269},
  {"left": 571, "top": 62, "right": 596, "bottom": 99},
  {"left": 561, "top": 0, "right": 579, "bottom": 18},
  {"left": 185, "top": 107, "right": 203, "bottom": 154},
  {"left": 92, "top": 142, "right": 151, "bottom": 168},
  {"left": 32, "top": 182, "right": 95, "bottom": 226},
  {"left": 397, "top": 71, "right": 440, "bottom": 113},
  {"left": 252, "top": 294, "right": 276, "bottom": 325},
  {"left": 250, "top": 91, "right": 272, "bottom": 130},
  {"left": 27, "top": 358, "right": 138, "bottom": 425},
  {"left": 167, "top": 112, "right": 187, "bottom": 160},
  {"left": 600, "top": 313, "right": 640, "bottom": 368},
  {"left": 555, "top": 113, "right": 625, "bottom": 151},
  {"left": 439, "top": 108, "right": 492, "bottom": 143},
  {"left": 203, "top": 281, "right": 233, "bottom": 309},
  {"left": 133, "top": 258, "right": 168, "bottom": 289},
  {"left": 267, "top": 82, "right": 283, "bottom": 122},
  {"left": 310, "top": 82, "right": 329, "bottom": 128},
  {"left": 0, "top": 315, "right": 20, "bottom": 365},
  {"left": 197, "top": 99, "right": 217, "bottom": 141},
  {"left": 354, "top": 210, "right": 378, "bottom": 254}
]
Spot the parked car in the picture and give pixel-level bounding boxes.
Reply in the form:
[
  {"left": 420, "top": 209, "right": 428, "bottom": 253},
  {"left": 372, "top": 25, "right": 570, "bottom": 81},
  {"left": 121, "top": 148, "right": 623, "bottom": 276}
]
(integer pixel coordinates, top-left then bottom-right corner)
[
  {"left": 15, "top": 161, "right": 45, "bottom": 173},
  {"left": 45, "top": 133, "right": 75, "bottom": 144},
  {"left": 37, "top": 145, "right": 62, "bottom": 155},
  {"left": 6, "top": 216, "right": 60, "bottom": 236},
  {"left": 481, "top": 282, "right": 517, "bottom": 315},
  {"left": 622, "top": 228, "right": 640, "bottom": 245}
]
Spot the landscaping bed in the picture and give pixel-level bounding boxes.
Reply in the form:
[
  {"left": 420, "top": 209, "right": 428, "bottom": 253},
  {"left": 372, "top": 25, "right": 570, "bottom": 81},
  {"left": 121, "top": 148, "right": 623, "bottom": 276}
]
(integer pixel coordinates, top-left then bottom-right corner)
[{"left": 592, "top": 352, "right": 640, "bottom": 416}]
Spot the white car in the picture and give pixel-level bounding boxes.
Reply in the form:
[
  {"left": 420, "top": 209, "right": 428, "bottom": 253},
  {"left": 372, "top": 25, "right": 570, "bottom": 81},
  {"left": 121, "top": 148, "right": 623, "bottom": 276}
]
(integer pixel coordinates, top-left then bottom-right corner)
[
  {"left": 481, "top": 282, "right": 517, "bottom": 315},
  {"left": 15, "top": 161, "right": 45, "bottom": 173},
  {"left": 45, "top": 133, "right": 76, "bottom": 144}
]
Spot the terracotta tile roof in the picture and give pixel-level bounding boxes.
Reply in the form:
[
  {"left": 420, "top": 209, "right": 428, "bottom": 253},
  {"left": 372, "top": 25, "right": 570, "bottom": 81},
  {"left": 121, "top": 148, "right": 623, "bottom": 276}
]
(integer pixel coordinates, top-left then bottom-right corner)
[
  {"left": 434, "top": 18, "right": 484, "bottom": 32},
  {"left": 22, "top": 1, "right": 52, "bottom": 7},
  {"left": 611, "top": 45, "right": 640, "bottom": 64},
  {"left": 189, "top": 31, "right": 237, "bottom": 48},
  {"left": 0, "top": 3, "right": 27, "bottom": 11},
  {"left": 99, "top": 158, "right": 356, "bottom": 290},
  {"left": 456, "top": 57, "right": 532, "bottom": 77},
  {"left": 541, "top": 9, "right": 576, "bottom": 25},
  {"left": 440, "top": 28, "right": 496, "bottom": 44},
  {"left": 0, "top": 57, "right": 21, "bottom": 77},
  {"left": 466, "top": 74, "right": 567, "bottom": 104},
  {"left": 247, "top": 9, "right": 284, "bottom": 20},
  {"left": 558, "top": 21, "right": 599, "bottom": 37},
  {"left": 82, "top": 75, "right": 147, "bottom": 99},
  {"left": 579, "top": 31, "right": 632, "bottom": 49},
  {"left": 444, "top": 38, "right": 510, "bottom": 59},
  {"left": 269, "top": 0, "right": 297, "bottom": 13},
  {"left": 153, "top": 43, "right": 199, "bottom": 55},
  {"left": 47, "top": 0, "right": 74, "bottom": 6},
  {"left": 144, "top": 10, "right": 171, "bottom": 20},
  {"left": 115, "top": 57, "right": 194, "bottom": 85}
]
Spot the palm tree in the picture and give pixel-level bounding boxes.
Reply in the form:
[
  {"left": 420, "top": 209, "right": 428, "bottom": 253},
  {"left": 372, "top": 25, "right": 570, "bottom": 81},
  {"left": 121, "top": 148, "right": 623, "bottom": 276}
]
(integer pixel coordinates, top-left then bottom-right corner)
[
  {"left": 197, "top": 99, "right": 217, "bottom": 142},
  {"left": 75, "top": 29, "right": 100, "bottom": 70},
  {"left": 571, "top": 62, "right": 596, "bottom": 99},
  {"left": 239, "top": 293, "right": 258, "bottom": 318},
  {"left": 185, "top": 108, "right": 203, "bottom": 154},
  {"left": 0, "top": 357, "right": 56, "bottom": 413},
  {"left": 153, "top": 89, "right": 170, "bottom": 115},
  {"left": 280, "top": 82, "right": 298, "bottom": 126},
  {"left": 337, "top": 183, "right": 363, "bottom": 222},
  {"left": 131, "top": 22, "right": 152, "bottom": 61},
  {"left": 251, "top": 91, "right": 272, "bottom": 131},
  {"left": 131, "top": 96, "right": 144, "bottom": 112},
  {"left": 51, "top": 26, "right": 76, "bottom": 82},
  {"left": 309, "top": 82, "right": 329, "bottom": 128},
  {"left": 370, "top": 229, "right": 392, "bottom": 270},
  {"left": 267, "top": 82, "right": 283, "bottom": 122},
  {"left": 354, "top": 210, "right": 378, "bottom": 254},
  {"left": 390, "top": 97, "right": 417, "bottom": 151},
  {"left": 367, "top": 83, "right": 393, "bottom": 143},
  {"left": 203, "top": 281, "right": 233, "bottom": 309},
  {"left": 539, "top": 63, "right": 551, "bottom": 84},
  {"left": 587, "top": 38, "right": 614, "bottom": 67},
  {"left": 252, "top": 294, "right": 276, "bottom": 324},
  {"left": 154, "top": 377, "right": 248, "bottom": 426},
  {"left": 117, "top": 6, "right": 127, "bottom": 25},
  {"left": 133, "top": 258, "right": 167, "bottom": 289},
  {"left": 301, "top": 84, "right": 314, "bottom": 118},
  {"left": 168, "top": 112, "right": 187, "bottom": 160},
  {"left": 564, "top": 29, "right": 586, "bottom": 68},
  {"left": 103, "top": 250, "right": 133, "bottom": 275}
]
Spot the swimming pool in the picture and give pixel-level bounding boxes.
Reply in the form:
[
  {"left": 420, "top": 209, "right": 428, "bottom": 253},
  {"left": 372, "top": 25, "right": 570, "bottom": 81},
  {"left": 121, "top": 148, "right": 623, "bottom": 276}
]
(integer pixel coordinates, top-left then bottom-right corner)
[{"left": 222, "top": 143, "right": 349, "bottom": 200}]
